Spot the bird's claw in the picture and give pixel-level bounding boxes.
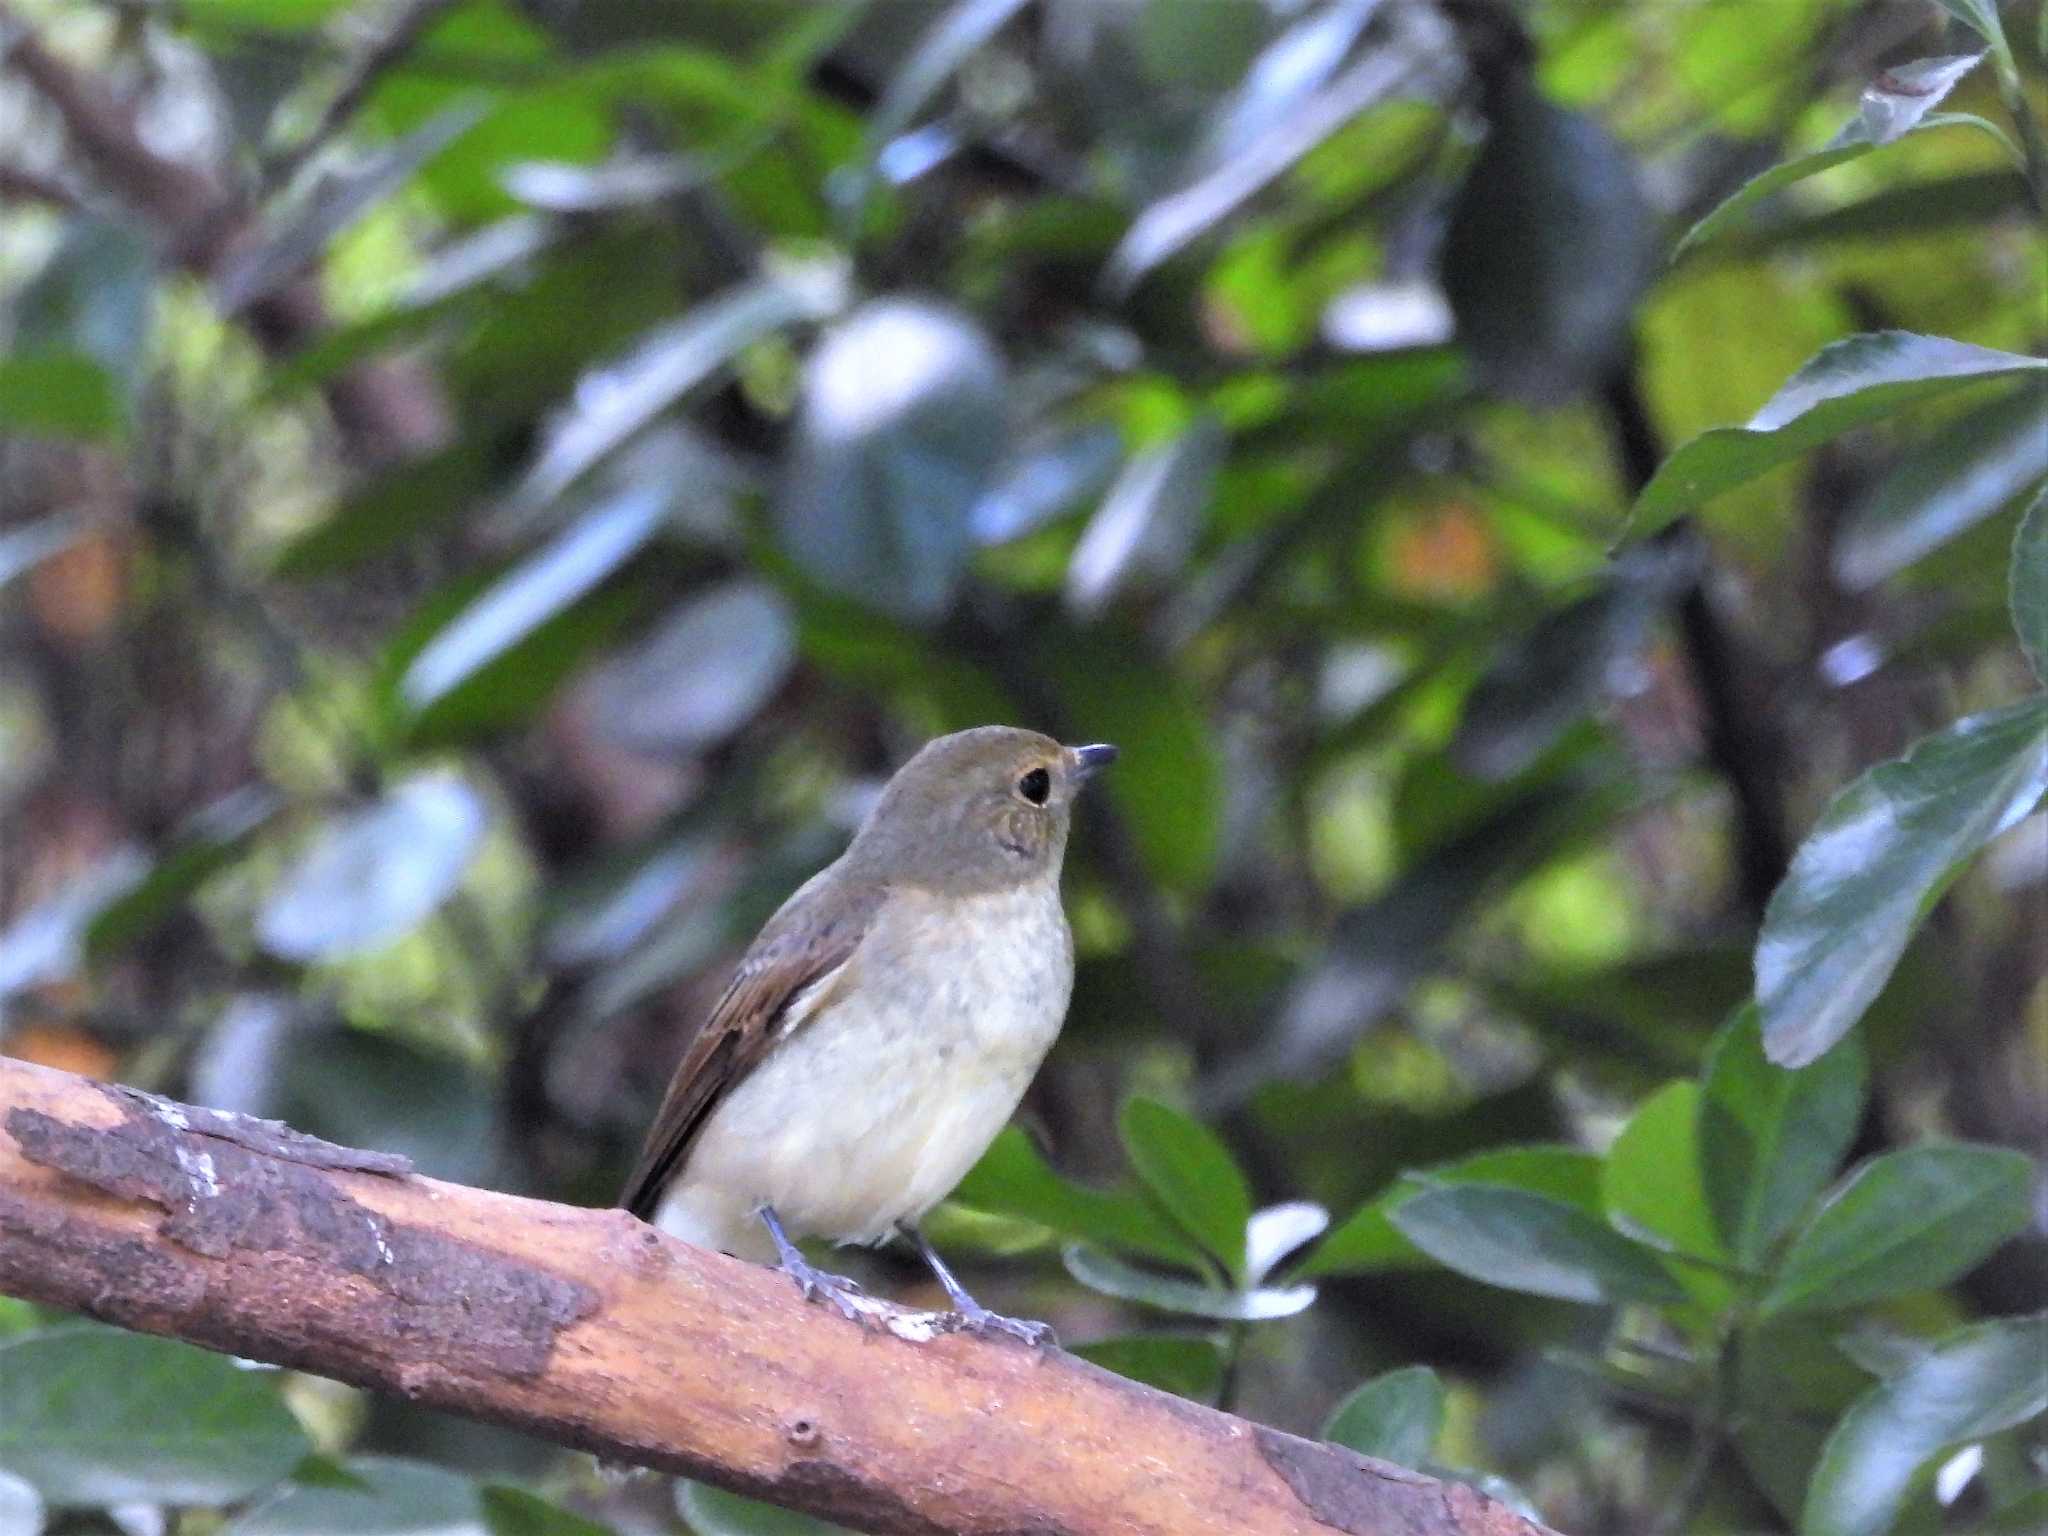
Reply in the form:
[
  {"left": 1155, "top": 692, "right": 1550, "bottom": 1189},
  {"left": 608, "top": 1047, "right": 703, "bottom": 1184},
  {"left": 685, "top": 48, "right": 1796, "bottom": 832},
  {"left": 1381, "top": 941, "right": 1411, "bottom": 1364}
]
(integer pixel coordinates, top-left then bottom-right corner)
[
  {"left": 941, "top": 1303, "right": 1056, "bottom": 1348},
  {"left": 780, "top": 1257, "right": 872, "bottom": 1328}
]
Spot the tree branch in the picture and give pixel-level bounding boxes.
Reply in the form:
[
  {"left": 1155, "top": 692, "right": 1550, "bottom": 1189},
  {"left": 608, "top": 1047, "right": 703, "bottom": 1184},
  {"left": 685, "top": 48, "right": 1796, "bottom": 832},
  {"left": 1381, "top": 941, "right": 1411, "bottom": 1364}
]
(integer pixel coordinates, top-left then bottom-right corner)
[{"left": 0, "top": 1056, "right": 1559, "bottom": 1536}]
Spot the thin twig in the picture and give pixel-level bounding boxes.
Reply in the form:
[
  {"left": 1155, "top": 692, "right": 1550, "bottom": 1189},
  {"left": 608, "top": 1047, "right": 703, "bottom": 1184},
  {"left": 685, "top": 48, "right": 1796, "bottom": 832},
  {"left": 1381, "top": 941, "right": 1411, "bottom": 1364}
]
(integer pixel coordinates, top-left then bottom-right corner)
[{"left": 266, "top": 0, "right": 462, "bottom": 190}]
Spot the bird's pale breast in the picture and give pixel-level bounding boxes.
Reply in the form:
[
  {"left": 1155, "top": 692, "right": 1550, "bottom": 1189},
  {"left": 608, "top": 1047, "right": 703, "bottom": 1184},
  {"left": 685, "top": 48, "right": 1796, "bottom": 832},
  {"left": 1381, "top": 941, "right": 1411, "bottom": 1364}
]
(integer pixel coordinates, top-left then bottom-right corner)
[{"left": 654, "top": 878, "right": 1073, "bottom": 1258}]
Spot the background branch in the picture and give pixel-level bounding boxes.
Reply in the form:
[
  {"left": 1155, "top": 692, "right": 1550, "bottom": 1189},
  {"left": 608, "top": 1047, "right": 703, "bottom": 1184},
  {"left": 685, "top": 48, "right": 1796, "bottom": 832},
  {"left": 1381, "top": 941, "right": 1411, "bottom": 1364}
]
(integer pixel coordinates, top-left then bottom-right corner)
[{"left": 0, "top": 1056, "right": 1558, "bottom": 1536}]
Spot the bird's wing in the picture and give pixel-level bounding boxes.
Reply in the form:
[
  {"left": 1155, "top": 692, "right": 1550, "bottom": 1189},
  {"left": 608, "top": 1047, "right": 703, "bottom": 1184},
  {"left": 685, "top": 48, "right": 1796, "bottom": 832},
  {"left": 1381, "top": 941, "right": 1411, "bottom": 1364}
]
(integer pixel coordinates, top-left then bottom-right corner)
[{"left": 617, "top": 872, "right": 885, "bottom": 1220}]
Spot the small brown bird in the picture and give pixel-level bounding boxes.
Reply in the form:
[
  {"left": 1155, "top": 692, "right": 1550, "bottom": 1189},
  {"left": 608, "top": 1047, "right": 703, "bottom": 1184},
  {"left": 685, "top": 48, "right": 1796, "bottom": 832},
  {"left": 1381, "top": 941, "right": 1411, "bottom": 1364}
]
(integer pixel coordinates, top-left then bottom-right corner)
[{"left": 618, "top": 725, "right": 1116, "bottom": 1342}]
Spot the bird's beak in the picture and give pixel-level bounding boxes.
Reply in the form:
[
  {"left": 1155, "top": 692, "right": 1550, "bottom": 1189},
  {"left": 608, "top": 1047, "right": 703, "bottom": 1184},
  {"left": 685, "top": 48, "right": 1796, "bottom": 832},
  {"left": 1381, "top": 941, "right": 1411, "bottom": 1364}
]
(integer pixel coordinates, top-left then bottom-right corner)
[{"left": 1068, "top": 742, "right": 1119, "bottom": 783}]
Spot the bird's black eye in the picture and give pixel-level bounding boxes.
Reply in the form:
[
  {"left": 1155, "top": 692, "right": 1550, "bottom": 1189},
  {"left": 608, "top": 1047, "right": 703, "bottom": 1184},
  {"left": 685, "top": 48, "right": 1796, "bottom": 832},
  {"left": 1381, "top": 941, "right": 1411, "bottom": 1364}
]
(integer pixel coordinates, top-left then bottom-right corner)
[{"left": 1017, "top": 767, "right": 1051, "bottom": 805}]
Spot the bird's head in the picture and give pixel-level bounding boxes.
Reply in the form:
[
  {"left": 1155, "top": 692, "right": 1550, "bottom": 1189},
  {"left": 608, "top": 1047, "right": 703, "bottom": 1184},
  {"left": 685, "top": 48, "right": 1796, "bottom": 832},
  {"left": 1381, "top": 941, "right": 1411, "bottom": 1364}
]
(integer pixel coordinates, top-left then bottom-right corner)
[{"left": 850, "top": 725, "right": 1117, "bottom": 890}]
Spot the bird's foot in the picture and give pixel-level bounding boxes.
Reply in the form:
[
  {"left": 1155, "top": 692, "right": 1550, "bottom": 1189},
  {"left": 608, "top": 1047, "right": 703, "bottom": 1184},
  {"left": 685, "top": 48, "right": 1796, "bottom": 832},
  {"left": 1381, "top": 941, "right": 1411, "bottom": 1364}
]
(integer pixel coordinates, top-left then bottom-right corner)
[
  {"left": 940, "top": 1300, "right": 1057, "bottom": 1349},
  {"left": 779, "top": 1254, "right": 873, "bottom": 1327}
]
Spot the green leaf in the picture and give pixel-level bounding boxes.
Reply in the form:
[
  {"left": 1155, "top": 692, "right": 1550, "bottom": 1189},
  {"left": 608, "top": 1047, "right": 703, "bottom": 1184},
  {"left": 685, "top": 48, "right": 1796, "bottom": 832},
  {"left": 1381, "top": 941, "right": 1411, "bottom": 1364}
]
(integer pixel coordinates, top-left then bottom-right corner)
[
  {"left": 1802, "top": 1313, "right": 2048, "bottom": 1536},
  {"left": 0, "top": 1324, "right": 310, "bottom": 1508},
  {"left": 1673, "top": 55, "right": 1992, "bottom": 261},
  {"left": 1451, "top": 546, "right": 1695, "bottom": 781},
  {"left": 399, "top": 484, "right": 666, "bottom": 724},
  {"left": 223, "top": 1457, "right": 485, "bottom": 1535},
  {"left": 1118, "top": 1097, "right": 1252, "bottom": 1279},
  {"left": 1601, "top": 1081, "right": 1730, "bottom": 1306},
  {"left": 1300, "top": 1145, "right": 1603, "bottom": 1277},
  {"left": 479, "top": 1486, "right": 615, "bottom": 1536},
  {"left": 1440, "top": 79, "right": 1658, "bottom": 403},
  {"left": 1243, "top": 1202, "right": 1328, "bottom": 1286},
  {"left": 1389, "top": 1185, "right": 1688, "bottom": 1305},
  {"left": 0, "top": 1472, "right": 42, "bottom": 1536},
  {"left": 2013, "top": 482, "right": 2047, "bottom": 683},
  {"left": 1935, "top": 0, "right": 2012, "bottom": 63},
  {"left": 1833, "top": 384, "right": 2048, "bottom": 587},
  {"left": 1757, "top": 698, "right": 2048, "bottom": 1067},
  {"left": 1701, "top": 1005, "right": 1867, "bottom": 1269},
  {"left": 1104, "top": 36, "right": 1420, "bottom": 293},
  {"left": 1071, "top": 1334, "right": 1225, "bottom": 1401},
  {"left": 271, "top": 439, "right": 499, "bottom": 578},
  {"left": 85, "top": 788, "right": 279, "bottom": 960},
  {"left": 841, "top": 0, "right": 1033, "bottom": 222},
  {"left": 1063, "top": 416, "right": 1222, "bottom": 616},
  {"left": 679, "top": 1481, "right": 850, "bottom": 1535},
  {"left": 778, "top": 298, "right": 1006, "bottom": 621},
  {"left": 217, "top": 104, "right": 487, "bottom": 312},
  {"left": 256, "top": 773, "right": 488, "bottom": 961},
  {"left": 1762, "top": 1145, "right": 2033, "bottom": 1318},
  {"left": 0, "top": 353, "right": 124, "bottom": 439},
  {"left": 1062, "top": 1243, "right": 1317, "bottom": 1321},
  {"left": 1627, "top": 333, "right": 2048, "bottom": 541},
  {"left": 510, "top": 269, "right": 839, "bottom": 519},
  {"left": 582, "top": 581, "right": 796, "bottom": 754},
  {"left": 1321, "top": 1366, "right": 1446, "bottom": 1469},
  {"left": 950, "top": 1125, "right": 1209, "bottom": 1271}
]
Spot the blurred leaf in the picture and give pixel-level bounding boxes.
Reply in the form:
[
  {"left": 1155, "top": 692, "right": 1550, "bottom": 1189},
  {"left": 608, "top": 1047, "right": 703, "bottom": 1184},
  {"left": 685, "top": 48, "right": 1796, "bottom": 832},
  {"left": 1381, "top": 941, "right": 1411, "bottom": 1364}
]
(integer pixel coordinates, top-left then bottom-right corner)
[
  {"left": 841, "top": 0, "right": 1032, "bottom": 220},
  {"left": 1062, "top": 1242, "right": 1316, "bottom": 1321},
  {"left": 1833, "top": 384, "right": 2048, "bottom": 588},
  {"left": 779, "top": 298, "right": 1006, "bottom": 621},
  {"left": 1064, "top": 415, "right": 1222, "bottom": 617},
  {"left": 218, "top": 104, "right": 487, "bottom": 311},
  {"left": 86, "top": 788, "right": 279, "bottom": 960},
  {"left": 1105, "top": 19, "right": 1430, "bottom": 292},
  {"left": 224, "top": 1456, "right": 485, "bottom": 1535},
  {"left": 1974, "top": 1490, "right": 2048, "bottom": 1535},
  {"left": 1934, "top": 0, "right": 2012, "bottom": 61},
  {"left": 1674, "top": 55, "right": 1994, "bottom": 260},
  {"left": 1192, "top": 0, "right": 1381, "bottom": 173},
  {"left": 1756, "top": 698, "right": 2048, "bottom": 1067},
  {"left": 257, "top": 774, "right": 488, "bottom": 961},
  {"left": 0, "top": 353, "right": 123, "bottom": 440},
  {"left": 1389, "top": 1184, "right": 1687, "bottom": 1305},
  {"left": 1628, "top": 333, "right": 2048, "bottom": 540},
  {"left": 951, "top": 1125, "right": 1208, "bottom": 1271},
  {"left": 0, "top": 1324, "right": 309, "bottom": 1508},
  {"left": 1322, "top": 1365, "right": 1445, "bottom": 1469},
  {"left": 499, "top": 152, "right": 711, "bottom": 212},
  {"left": 679, "top": 1481, "right": 849, "bottom": 1535},
  {"left": 512, "top": 270, "right": 838, "bottom": 517},
  {"left": 972, "top": 421, "right": 1125, "bottom": 545},
  {"left": 1243, "top": 1201, "right": 1328, "bottom": 1286},
  {"left": 586, "top": 581, "right": 795, "bottom": 754},
  {"left": 192, "top": 1010, "right": 500, "bottom": 1186},
  {"left": 1602, "top": 1082, "right": 1728, "bottom": 1305},
  {"left": 1701, "top": 1005, "right": 1867, "bottom": 1270},
  {"left": 479, "top": 1486, "right": 614, "bottom": 1536},
  {"left": 0, "top": 850, "right": 149, "bottom": 998},
  {"left": 2014, "top": 483, "right": 2047, "bottom": 682},
  {"left": 397, "top": 484, "right": 664, "bottom": 733},
  {"left": 0, "top": 1472, "right": 39, "bottom": 1536},
  {"left": 1072, "top": 1334, "right": 1225, "bottom": 1401},
  {"left": 1300, "top": 1145, "right": 1603, "bottom": 1277},
  {"left": 1803, "top": 1313, "right": 2048, "bottom": 1536},
  {"left": 1119, "top": 1097, "right": 1252, "bottom": 1279},
  {"left": 0, "top": 513, "right": 92, "bottom": 593},
  {"left": 1250, "top": 780, "right": 1620, "bottom": 1091},
  {"left": 1036, "top": 627, "right": 1222, "bottom": 890},
  {"left": 1761, "top": 1145, "right": 2033, "bottom": 1318},
  {"left": 1451, "top": 546, "right": 1694, "bottom": 780},
  {"left": 1440, "top": 80, "right": 1656, "bottom": 404},
  {"left": 272, "top": 439, "right": 500, "bottom": 578}
]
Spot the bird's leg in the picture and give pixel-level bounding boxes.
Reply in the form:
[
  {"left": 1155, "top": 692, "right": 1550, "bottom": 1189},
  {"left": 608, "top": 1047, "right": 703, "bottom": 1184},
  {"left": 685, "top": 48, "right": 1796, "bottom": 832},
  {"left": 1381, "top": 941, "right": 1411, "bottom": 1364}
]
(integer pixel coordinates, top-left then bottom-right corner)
[
  {"left": 756, "top": 1206, "right": 870, "bottom": 1327},
  {"left": 899, "top": 1224, "right": 1056, "bottom": 1347}
]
